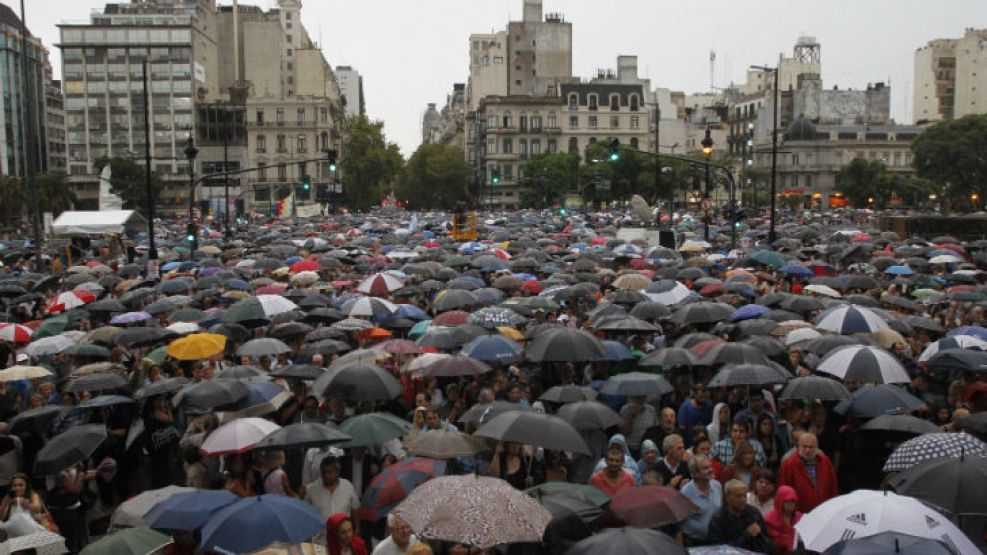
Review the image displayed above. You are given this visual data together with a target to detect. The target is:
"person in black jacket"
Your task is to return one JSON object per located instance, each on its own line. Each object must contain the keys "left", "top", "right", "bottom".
{"left": 708, "top": 479, "right": 777, "bottom": 554}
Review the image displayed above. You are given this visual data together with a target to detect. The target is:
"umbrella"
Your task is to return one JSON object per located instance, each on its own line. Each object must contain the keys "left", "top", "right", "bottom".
{"left": 222, "top": 295, "right": 299, "bottom": 323}
{"left": 143, "top": 489, "right": 239, "bottom": 531}
{"left": 925, "top": 348, "right": 987, "bottom": 372}
{"left": 671, "top": 301, "right": 736, "bottom": 325}
{"left": 345, "top": 296, "right": 399, "bottom": 318}
{"left": 166, "top": 333, "right": 227, "bottom": 361}
{"left": 253, "top": 422, "right": 352, "bottom": 451}
{"left": 219, "top": 380, "right": 293, "bottom": 418}
{"left": 359, "top": 457, "right": 447, "bottom": 521}
{"left": 460, "top": 335, "right": 523, "bottom": 365}
{"left": 815, "top": 305, "right": 888, "bottom": 334}
{"left": 337, "top": 412, "right": 412, "bottom": 447}
{"left": 411, "top": 354, "right": 491, "bottom": 378}
{"left": 474, "top": 411, "right": 590, "bottom": 454}
{"left": 312, "top": 362, "right": 402, "bottom": 401}
{"left": 34, "top": 423, "right": 105, "bottom": 475}
{"left": 357, "top": 272, "right": 405, "bottom": 296}
{"left": 956, "top": 412, "right": 987, "bottom": 436}
{"left": 637, "top": 348, "right": 697, "bottom": 370}
{"left": 777, "top": 376, "right": 851, "bottom": 401}
{"left": 200, "top": 417, "right": 281, "bottom": 456}
{"left": 707, "top": 363, "right": 792, "bottom": 388}
{"left": 919, "top": 335, "right": 987, "bottom": 362}
{"left": 406, "top": 430, "right": 489, "bottom": 459}
{"left": 80, "top": 527, "right": 171, "bottom": 555}
{"left": 0, "top": 323, "right": 31, "bottom": 343}
{"left": 467, "top": 306, "right": 527, "bottom": 329}
{"left": 110, "top": 485, "right": 197, "bottom": 529}
{"left": 599, "top": 371, "right": 674, "bottom": 397}
{"left": 236, "top": 337, "right": 292, "bottom": 358}
{"left": 889, "top": 453, "right": 987, "bottom": 516}
{"left": 23, "top": 335, "right": 76, "bottom": 356}
{"left": 174, "top": 379, "right": 249, "bottom": 410}
{"left": 821, "top": 531, "right": 956, "bottom": 555}
{"left": 793, "top": 489, "right": 979, "bottom": 554}
{"left": 9, "top": 405, "right": 67, "bottom": 434}
{"left": 65, "top": 372, "right": 129, "bottom": 392}
{"left": 416, "top": 326, "right": 470, "bottom": 349}
{"left": 555, "top": 401, "right": 622, "bottom": 430}
{"left": 526, "top": 482, "right": 611, "bottom": 507}
{"left": 816, "top": 345, "right": 911, "bottom": 384}
{"left": 0, "top": 531, "right": 67, "bottom": 555}
{"left": 564, "top": 527, "right": 686, "bottom": 555}
{"left": 392, "top": 474, "right": 552, "bottom": 549}
{"left": 539, "top": 385, "right": 598, "bottom": 404}
{"left": 134, "top": 377, "right": 189, "bottom": 400}
{"left": 883, "top": 432, "right": 987, "bottom": 472}
{"left": 834, "top": 384, "right": 927, "bottom": 418}
{"left": 860, "top": 414, "right": 940, "bottom": 435}
{"left": 610, "top": 485, "right": 699, "bottom": 528}
{"left": 525, "top": 327, "right": 605, "bottom": 362}
{"left": 200, "top": 495, "right": 325, "bottom": 553}
{"left": 47, "top": 290, "right": 96, "bottom": 313}
{"left": 269, "top": 364, "right": 325, "bottom": 380}
{"left": 529, "top": 488, "right": 602, "bottom": 555}
{"left": 0, "top": 365, "right": 51, "bottom": 382}
{"left": 458, "top": 400, "right": 532, "bottom": 424}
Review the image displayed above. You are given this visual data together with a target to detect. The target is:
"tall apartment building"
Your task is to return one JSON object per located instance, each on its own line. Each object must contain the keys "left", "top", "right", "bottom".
{"left": 914, "top": 29, "right": 987, "bottom": 123}
{"left": 0, "top": 2, "right": 50, "bottom": 179}
{"left": 506, "top": 0, "right": 572, "bottom": 97}
{"left": 44, "top": 73, "right": 67, "bottom": 174}
{"left": 335, "top": 66, "right": 364, "bottom": 119}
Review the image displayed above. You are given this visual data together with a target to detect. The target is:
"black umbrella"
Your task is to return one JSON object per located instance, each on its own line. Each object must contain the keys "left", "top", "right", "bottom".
{"left": 670, "top": 301, "right": 736, "bottom": 325}
{"left": 116, "top": 327, "right": 176, "bottom": 347}
{"left": 301, "top": 339, "right": 352, "bottom": 357}
{"left": 889, "top": 452, "right": 987, "bottom": 515}
{"left": 270, "top": 364, "right": 325, "bottom": 380}
{"left": 707, "top": 363, "right": 792, "bottom": 388}
{"left": 778, "top": 376, "right": 851, "bottom": 401}
{"left": 34, "top": 424, "right": 107, "bottom": 475}
{"left": 637, "top": 347, "right": 697, "bottom": 370}
{"left": 539, "top": 385, "right": 598, "bottom": 404}
{"left": 956, "top": 412, "right": 987, "bottom": 436}
{"left": 925, "top": 348, "right": 987, "bottom": 372}
{"left": 174, "top": 379, "right": 249, "bottom": 410}
{"left": 134, "top": 378, "right": 189, "bottom": 400}
{"left": 563, "top": 526, "right": 685, "bottom": 555}
{"left": 253, "top": 422, "right": 352, "bottom": 450}
{"left": 9, "top": 405, "right": 68, "bottom": 433}
{"left": 416, "top": 326, "right": 470, "bottom": 350}
{"left": 65, "top": 372, "right": 129, "bottom": 392}
{"left": 860, "top": 414, "right": 939, "bottom": 435}
{"left": 458, "top": 401, "right": 531, "bottom": 425}
{"left": 311, "top": 363, "right": 402, "bottom": 401}
{"left": 834, "top": 384, "right": 926, "bottom": 418}
{"left": 525, "top": 328, "right": 605, "bottom": 363}
{"left": 599, "top": 371, "right": 674, "bottom": 397}
{"left": 698, "top": 342, "right": 771, "bottom": 366}
{"left": 821, "top": 531, "right": 954, "bottom": 555}
{"left": 474, "top": 411, "right": 590, "bottom": 454}
{"left": 555, "top": 401, "right": 622, "bottom": 430}
{"left": 530, "top": 489, "right": 601, "bottom": 555}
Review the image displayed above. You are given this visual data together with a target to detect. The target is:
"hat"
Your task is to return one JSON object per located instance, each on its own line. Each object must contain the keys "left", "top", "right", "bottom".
{"left": 641, "top": 439, "right": 659, "bottom": 455}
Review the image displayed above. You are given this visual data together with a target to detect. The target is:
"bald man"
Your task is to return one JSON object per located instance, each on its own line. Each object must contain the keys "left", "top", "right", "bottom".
{"left": 777, "top": 432, "right": 838, "bottom": 513}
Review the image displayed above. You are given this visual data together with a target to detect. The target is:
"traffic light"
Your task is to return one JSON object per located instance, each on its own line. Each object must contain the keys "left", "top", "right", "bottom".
{"left": 491, "top": 168, "right": 501, "bottom": 185}
{"left": 608, "top": 138, "right": 620, "bottom": 162}
{"left": 185, "top": 223, "right": 197, "bottom": 250}
{"left": 559, "top": 207, "right": 567, "bottom": 216}
{"left": 302, "top": 175, "right": 311, "bottom": 191}
{"left": 327, "top": 149, "right": 338, "bottom": 173}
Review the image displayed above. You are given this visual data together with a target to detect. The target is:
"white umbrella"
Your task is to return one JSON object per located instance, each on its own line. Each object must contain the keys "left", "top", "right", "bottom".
{"left": 644, "top": 280, "right": 692, "bottom": 306}
{"left": 109, "top": 485, "right": 195, "bottom": 529}
{"left": 805, "top": 284, "right": 843, "bottom": 298}
{"left": 785, "top": 327, "right": 823, "bottom": 347}
{"left": 345, "top": 296, "right": 398, "bottom": 318}
{"left": 0, "top": 365, "right": 52, "bottom": 382}
{"left": 0, "top": 531, "right": 67, "bottom": 555}
{"left": 929, "top": 254, "right": 964, "bottom": 264}
{"left": 23, "top": 335, "right": 77, "bottom": 357}
{"left": 254, "top": 294, "right": 299, "bottom": 316}
{"left": 200, "top": 417, "right": 281, "bottom": 456}
{"left": 794, "top": 489, "right": 979, "bottom": 554}
{"left": 165, "top": 322, "right": 200, "bottom": 335}
{"left": 918, "top": 334, "right": 987, "bottom": 362}
{"left": 816, "top": 345, "right": 910, "bottom": 384}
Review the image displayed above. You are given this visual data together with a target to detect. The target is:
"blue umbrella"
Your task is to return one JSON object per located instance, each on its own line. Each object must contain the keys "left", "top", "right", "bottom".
{"left": 884, "top": 265, "right": 914, "bottom": 275}
{"left": 833, "top": 384, "right": 926, "bottom": 418}
{"left": 948, "top": 325, "right": 987, "bottom": 341}
{"left": 144, "top": 489, "right": 238, "bottom": 531}
{"left": 513, "top": 273, "right": 538, "bottom": 281}
{"left": 730, "top": 304, "right": 771, "bottom": 322}
{"left": 200, "top": 494, "right": 324, "bottom": 553}
{"left": 780, "top": 264, "right": 813, "bottom": 278}
{"left": 408, "top": 320, "right": 432, "bottom": 340}
{"left": 110, "top": 311, "right": 153, "bottom": 325}
{"left": 161, "top": 261, "right": 182, "bottom": 272}
{"left": 226, "top": 381, "right": 289, "bottom": 412}
{"left": 460, "top": 334, "right": 523, "bottom": 364}
{"left": 392, "top": 304, "right": 429, "bottom": 321}
{"left": 224, "top": 278, "right": 251, "bottom": 291}
{"left": 601, "top": 340, "right": 635, "bottom": 362}
{"left": 160, "top": 280, "right": 192, "bottom": 295}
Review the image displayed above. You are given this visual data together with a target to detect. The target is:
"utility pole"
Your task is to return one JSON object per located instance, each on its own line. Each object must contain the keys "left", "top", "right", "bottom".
{"left": 751, "top": 63, "right": 780, "bottom": 243}
{"left": 18, "top": 0, "right": 41, "bottom": 270}
{"left": 141, "top": 62, "right": 157, "bottom": 273}
{"left": 653, "top": 103, "right": 661, "bottom": 222}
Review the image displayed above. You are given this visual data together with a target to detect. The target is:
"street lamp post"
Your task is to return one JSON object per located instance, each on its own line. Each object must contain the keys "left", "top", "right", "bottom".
{"left": 700, "top": 125, "right": 714, "bottom": 241}
{"left": 141, "top": 62, "right": 157, "bottom": 269}
{"left": 184, "top": 135, "right": 198, "bottom": 258}
{"left": 652, "top": 102, "right": 661, "bottom": 221}
{"left": 751, "top": 63, "right": 780, "bottom": 243}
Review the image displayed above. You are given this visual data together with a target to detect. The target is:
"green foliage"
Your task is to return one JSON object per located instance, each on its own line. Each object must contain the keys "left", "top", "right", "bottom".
{"left": 35, "top": 172, "right": 77, "bottom": 217}
{"left": 519, "top": 152, "right": 579, "bottom": 208}
{"left": 836, "top": 158, "right": 892, "bottom": 208}
{"left": 0, "top": 176, "right": 24, "bottom": 227}
{"left": 93, "top": 156, "right": 164, "bottom": 215}
{"left": 340, "top": 116, "right": 404, "bottom": 211}
{"left": 397, "top": 143, "right": 470, "bottom": 210}
{"left": 912, "top": 114, "right": 987, "bottom": 211}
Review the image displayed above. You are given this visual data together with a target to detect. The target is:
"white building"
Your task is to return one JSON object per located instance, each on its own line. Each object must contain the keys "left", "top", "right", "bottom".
{"left": 914, "top": 28, "right": 987, "bottom": 123}
{"left": 335, "top": 65, "right": 364, "bottom": 119}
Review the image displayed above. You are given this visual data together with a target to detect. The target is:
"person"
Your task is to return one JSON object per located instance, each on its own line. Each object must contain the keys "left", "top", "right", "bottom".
{"left": 306, "top": 457, "right": 361, "bottom": 529}
{"left": 262, "top": 450, "right": 299, "bottom": 497}
{"left": 755, "top": 413, "right": 787, "bottom": 470}
{"left": 488, "top": 442, "right": 538, "bottom": 490}
{"left": 591, "top": 434, "right": 641, "bottom": 484}
{"left": 747, "top": 469, "right": 776, "bottom": 516}
{"left": 719, "top": 441, "right": 764, "bottom": 488}
{"left": 764, "top": 485, "right": 802, "bottom": 554}
{"left": 424, "top": 408, "right": 457, "bottom": 432}
{"left": 45, "top": 462, "right": 97, "bottom": 553}
{"left": 327, "top": 513, "right": 368, "bottom": 555}
{"left": 619, "top": 395, "right": 656, "bottom": 454}
{"left": 0, "top": 473, "right": 55, "bottom": 533}
{"left": 711, "top": 419, "right": 767, "bottom": 468}
{"left": 654, "top": 434, "right": 690, "bottom": 490}
{"left": 776, "top": 432, "right": 838, "bottom": 513}
{"left": 371, "top": 513, "right": 419, "bottom": 555}
{"left": 224, "top": 454, "right": 255, "bottom": 497}
{"left": 406, "top": 545, "right": 432, "bottom": 555}
{"left": 636, "top": 440, "right": 660, "bottom": 476}
{"left": 642, "top": 407, "right": 686, "bottom": 451}
{"left": 588, "top": 447, "right": 635, "bottom": 497}
{"left": 708, "top": 479, "right": 776, "bottom": 554}
{"left": 679, "top": 455, "right": 722, "bottom": 545}
{"left": 707, "top": 402, "right": 731, "bottom": 443}
{"left": 677, "top": 384, "right": 713, "bottom": 444}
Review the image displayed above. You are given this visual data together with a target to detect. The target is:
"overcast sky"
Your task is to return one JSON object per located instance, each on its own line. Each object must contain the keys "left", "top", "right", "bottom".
{"left": 28, "top": 0, "right": 987, "bottom": 156}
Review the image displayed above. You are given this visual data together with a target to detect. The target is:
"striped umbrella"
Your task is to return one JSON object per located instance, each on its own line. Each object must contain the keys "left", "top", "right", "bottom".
{"left": 814, "top": 305, "right": 888, "bottom": 334}
{"left": 359, "top": 457, "right": 446, "bottom": 521}
{"left": 46, "top": 290, "right": 96, "bottom": 313}
{"left": 816, "top": 345, "right": 910, "bottom": 384}
{"left": 0, "top": 323, "right": 32, "bottom": 343}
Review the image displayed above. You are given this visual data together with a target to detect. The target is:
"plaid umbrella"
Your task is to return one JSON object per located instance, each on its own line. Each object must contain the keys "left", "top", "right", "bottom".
{"left": 393, "top": 474, "right": 551, "bottom": 549}
{"left": 883, "top": 432, "right": 987, "bottom": 472}
{"left": 359, "top": 457, "right": 447, "bottom": 521}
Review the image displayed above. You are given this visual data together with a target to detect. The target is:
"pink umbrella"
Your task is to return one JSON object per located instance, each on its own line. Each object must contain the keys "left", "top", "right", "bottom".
{"left": 255, "top": 285, "right": 286, "bottom": 296}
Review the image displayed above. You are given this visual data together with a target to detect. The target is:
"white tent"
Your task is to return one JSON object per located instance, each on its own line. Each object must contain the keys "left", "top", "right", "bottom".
{"left": 51, "top": 210, "right": 146, "bottom": 237}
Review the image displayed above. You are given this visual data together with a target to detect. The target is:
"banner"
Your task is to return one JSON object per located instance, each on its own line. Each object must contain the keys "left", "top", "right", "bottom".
{"left": 277, "top": 191, "right": 295, "bottom": 219}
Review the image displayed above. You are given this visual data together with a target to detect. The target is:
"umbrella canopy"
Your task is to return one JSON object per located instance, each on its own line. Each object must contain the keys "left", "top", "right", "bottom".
{"left": 563, "top": 526, "right": 686, "bottom": 555}
{"left": 525, "top": 327, "right": 606, "bottom": 362}
{"left": 539, "top": 385, "right": 598, "bottom": 404}
{"left": 199, "top": 417, "right": 281, "bottom": 456}
{"left": 918, "top": 334, "right": 987, "bottom": 362}
{"left": 109, "top": 485, "right": 196, "bottom": 529}
{"left": 0, "top": 365, "right": 52, "bottom": 382}
{"left": 236, "top": 337, "right": 293, "bottom": 358}
{"left": 458, "top": 400, "right": 532, "bottom": 425}
{"left": 609, "top": 485, "right": 699, "bottom": 528}
{"left": 337, "top": 412, "right": 412, "bottom": 447}
{"left": 200, "top": 494, "right": 325, "bottom": 553}
{"left": 80, "top": 527, "right": 171, "bottom": 555}
{"left": 555, "top": 400, "right": 622, "bottom": 430}
{"left": 0, "top": 531, "right": 68, "bottom": 555}
{"left": 889, "top": 453, "right": 987, "bottom": 516}
{"left": 253, "top": 422, "right": 352, "bottom": 451}
{"left": 599, "top": 371, "right": 674, "bottom": 397}
{"left": 34, "top": 424, "right": 107, "bottom": 475}
{"left": 359, "top": 456, "right": 447, "bottom": 521}
{"left": 671, "top": 301, "right": 736, "bottom": 325}
{"left": 816, "top": 345, "right": 911, "bottom": 384}
{"left": 392, "top": 474, "right": 552, "bottom": 549}
{"left": 815, "top": 305, "right": 888, "bottom": 334}
{"left": 222, "top": 295, "right": 299, "bottom": 324}
{"left": 821, "top": 531, "right": 956, "bottom": 555}
{"left": 793, "top": 489, "right": 979, "bottom": 554}
{"left": 883, "top": 432, "right": 987, "bottom": 472}
{"left": 460, "top": 334, "right": 523, "bottom": 365}
{"left": 312, "top": 362, "right": 403, "bottom": 401}
{"left": 166, "top": 333, "right": 227, "bottom": 361}
{"left": 174, "top": 379, "right": 249, "bottom": 410}
{"left": 474, "top": 411, "right": 590, "bottom": 454}
{"left": 834, "top": 384, "right": 927, "bottom": 418}
{"left": 143, "top": 489, "right": 239, "bottom": 531}
{"left": 707, "top": 363, "right": 792, "bottom": 388}
{"left": 357, "top": 272, "right": 405, "bottom": 296}
{"left": 859, "top": 414, "right": 939, "bottom": 435}
{"left": 778, "top": 376, "right": 851, "bottom": 401}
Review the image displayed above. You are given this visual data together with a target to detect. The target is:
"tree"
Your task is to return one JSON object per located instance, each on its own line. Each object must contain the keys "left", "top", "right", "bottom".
{"left": 519, "top": 152, "right": 579, "bottom": 208}
{"left": 739, "top": 165, "right": 771, "bottom": 209}
{"left": 35, "top": 172, "right": 77, "bottom": 217}
{"left": 912, "top": 114, "right": 987, "bottom": 212}
{"left": 93, "top": 157, "right": 165, "bottom": 216}
{"left": 836, "top": 158, "right": 890, "bottom": 208}
{"left": 0, "top": 176, "right": 24, "bottom": 228}
{"left": 340, "top": 116, "right": 404, "bottom": 211}
{"left": 397, "top": 143, "right": 470, "bottom": 210}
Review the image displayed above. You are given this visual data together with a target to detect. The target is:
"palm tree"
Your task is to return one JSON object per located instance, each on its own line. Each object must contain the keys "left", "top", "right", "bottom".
{"left": 35, "top": 172, "right": 77, "bottom": 217}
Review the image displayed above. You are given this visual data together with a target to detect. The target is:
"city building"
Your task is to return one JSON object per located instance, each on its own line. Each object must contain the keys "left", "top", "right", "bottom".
{"left": 913, "top": 28, "right": 987, "bottom": 123}
{"left": 506, "top": 0, "right": 572, "bottom": 97}
{"left": 0, "top": 2, "right": 50, "bottom": 179}
{"left": 44, "top": 71, "right": 67, "bottom": 174}
{"left": 467, "top": 31, "right": 508, "bottom": 113}
{"left": 336, "top": 65, "right": 364, "bottom": 119}
{"left": 425, "top": 84, "right": 467, "bottom": 150}
{"left": 422, "top": 103, "right": 440, "bottom": 144}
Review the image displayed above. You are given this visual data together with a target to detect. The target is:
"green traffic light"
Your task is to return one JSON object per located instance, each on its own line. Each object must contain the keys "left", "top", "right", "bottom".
{"left": 609, "top": 152, "right": 619, "bottom": 162}
{"left": 329, "top": 163, "right": 337, "bottom": 172}
{"left": 186, "top": 234, "right": 195, "bottom": 242}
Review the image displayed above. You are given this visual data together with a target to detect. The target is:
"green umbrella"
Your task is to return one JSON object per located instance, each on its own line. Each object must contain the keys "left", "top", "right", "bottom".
{"left": 337, "top": 412, "right": 411, "bottom": 448}
{"left": 170, "top": 307, "right": 206, "bottom": 323}
{"left": 525, "top": 482, "right": 611, "bottom": 507}
{"left": 80, "top": 527, "right": 171, "bottom": 555}
{"left": 32, "top": 315, "right": 70, "bottom": 340}
{"left": 143, "top": 345, "right": 169, "bottom": 366}
{"left": 63, "top": 344, "right": 112, "bottom": 358}
{"left": 173, "top": 246, "right": 190, "bottom": 254}
{"left": 750, "top": 250, "right": 786, "bottom": 269}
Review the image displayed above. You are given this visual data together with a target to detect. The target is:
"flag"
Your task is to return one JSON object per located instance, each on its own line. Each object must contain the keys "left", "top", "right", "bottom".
{"left": 277, "top": 191, "right": 295, "bottom": 219}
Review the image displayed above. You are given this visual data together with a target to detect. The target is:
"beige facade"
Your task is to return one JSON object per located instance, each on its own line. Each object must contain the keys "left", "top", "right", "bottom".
{"left": 506, "top": 0, "right": 572, "bottom": 97}
{"left": 467, "top": 31, "right": 508, "bottom": 113}
{"left": 913, "top": 29, "right": 987, "bottom": 123}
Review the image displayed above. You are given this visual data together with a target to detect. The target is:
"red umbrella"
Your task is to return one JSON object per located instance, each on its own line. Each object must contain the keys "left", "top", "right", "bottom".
{"left": 377, "top": 339, "right": 421, "bottom": 355}
{"left": 690, "top": 338, "right": 725, "bottom": 357}
{"left": 519, "top": 281, "right": 542, "bottom": 295}
{"left": 289, "top": 259, "right": 320, "bottom": 273}
{"left": 255, "top": 285, "right": 285, "bottom": 296}
{"left": 610, "top": 485, "right": 699, "bottom": 528}
{"left": 47, "top": 290, "right": 96, "bottom": 313}
{"left": 0, "top": 323, "right": 32, "bottom": 343}
{"left": 698, "top": 283, "right": 722, "bottom": 297}
{"left": 432, "top": 310, "right": 470, "bottom": 327}
{"left": 358, "top": 457, "right": 446, "bottom": 521}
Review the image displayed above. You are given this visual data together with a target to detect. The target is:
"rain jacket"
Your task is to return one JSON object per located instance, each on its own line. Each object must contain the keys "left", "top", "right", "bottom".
{"left": 776, "top": 450, "right": 838, "bottom": 513}
{"left": 326, "top": 513, "right": 367, "bottom": 555}
{"left": 591, "top": 434, "right": 641, "bottom": 484}
{"left": 764, "top": 485, "right": 802, "bottom": 554}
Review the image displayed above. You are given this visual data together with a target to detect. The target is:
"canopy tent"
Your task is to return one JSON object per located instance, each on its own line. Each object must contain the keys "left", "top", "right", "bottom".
{"left": 52, "top": 210, "right": 146, "bottom": 237}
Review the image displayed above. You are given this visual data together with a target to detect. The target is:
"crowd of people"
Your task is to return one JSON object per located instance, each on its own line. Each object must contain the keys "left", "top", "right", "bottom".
{"left": 0, "top": 208, "right": 982, "bottom": 554}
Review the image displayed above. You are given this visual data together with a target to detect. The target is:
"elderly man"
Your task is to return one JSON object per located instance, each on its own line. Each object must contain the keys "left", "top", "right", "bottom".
{"left": 371, "top": 513, "right": 419, "bottom": 555}
{"left": 655, "top": 433, "right": 691, "bottom": 489}
{"left": 679, "top": 455, "right": 722, "bottom": 545}
{"left": 777, "top": 432, "right": 838, "bottom": 513}
{"left": 708, "top": 479, "right": 776, "bottom": 553}
{"left": 588, "top": 447, "right": 636, "bottom": 497}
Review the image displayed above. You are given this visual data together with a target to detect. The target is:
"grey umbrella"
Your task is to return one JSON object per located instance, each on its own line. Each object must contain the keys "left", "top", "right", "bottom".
{"left": 311, "top": 363, "right": 402, "bottom": 401}
{"left": 459, "top": 401, "right": 531, "bottom": 425}
{"left": 253, "top": 422, "right": 352, "bottom": 451}
{"left": 555, "top": 401, "right": 622, "bottom": 430}
{"left": 860, "top": 414, "right": 939, "bottom": 435}
{"left": 707, "top": 363, "right": 792, "bottom": 388}
{"left": 670, "top": 301, "right": 736, "bottom": 325}
{"left": 539, "top": 385, "right": 598, "bottom": 404}
{"left": 778, "top": 376, "right": 851, "bottom": 401}
{"left": 34, "top": 424, "right": 107, "bottom": 475}
{"left": 525, "top": 327, "right": 605, "bottom": 363}
{"left": 474, "top": 411, "right": 590, "bottom": 454}
{"left": 599, "top": 372, "right": 674, "bottom": 397}
{"left": 236, "top": 338, "right": 292, "bottom": 358}
{"left": 637, "top": 348, "right": 696, "bottom": 370}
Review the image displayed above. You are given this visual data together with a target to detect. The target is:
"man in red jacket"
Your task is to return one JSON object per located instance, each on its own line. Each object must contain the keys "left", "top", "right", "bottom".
{"left": 777, "top": 432, "right": 838, "bottom": 513}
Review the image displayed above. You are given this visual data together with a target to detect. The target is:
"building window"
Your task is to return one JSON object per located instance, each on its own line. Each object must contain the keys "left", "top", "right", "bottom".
{"left": 547, "top": 139, "right": 556, "bottom": 153}
{"left": 547, "top": 114, "right": 556, "bottom": 128}
{"left": 630, "top": 95, "right": 640, "bottom": 111}
{"left": 320, "top": 132, "right": 329, "bottom": 151}
{"left": 277, "top": 134, "right": 286, "bottom": 152}
{"left": 286, "top": 35, "right": 293, "bottom": 43}
{"left": 568, "top": 94, "right": 578, "bottom": 110}
{"left": 297, "top": 135, "right": 306, "bottom": 152}
{"left": 487, "top": 115, "right": 497, "bottom": 128}
{"left": 256, "top": 135, "right": 266, "bottom": 152}
{"left": 589, "top": 95, "right": 598, "bottom": 111}
{"left": 893, "top": 152, "right": 902, "bottom": 166}
{"left": 256, "top": 110, "right": 264, "bottom": 124}
{"left": 630, "top": 116, "right": 639, "bottom": 129}
{"left": 503, "top": 114, "right": 512, "bottom": 128}
{"left": 278, "top": 164, "right": 287, "bottom": 180}
{"left": 531, "top": 116, "right": 541, "bottom": 131}
{"left": 258, "top": 163, "right": 267, "bottom": 181}
{"left": 610, "top": 95, "right": 620, "bottom": 111}
{"left": 320, "top": 108, "right": 328, "bottom": 123}
{"left": 297, "top": 108, "right": 305, "bottom": 123}
{"left": 630, "top": 138, "right": 639, "bottom": 149}
{"left": 531, "top": 139, "right": 541, "bottom": 155}
{"left": 589, "top": 116, "right": 597, "bottom": 129}
{"left": 255, "top": 186, "right": 269, "bottom": 201}
{"left": 806, "top": 175, "right": 812, "bottom": 188}
{"left": 494, "top": 56, "right": 504, "bottom": 64}
{"left": 610, "top": 116, "right": 619, "bottom": 129}
{"left": 487, "top": 137, "right": 496, "bottom": 154}
{"left": 569, "top": 116, "right": 578, "bottom": 129}
{"left": 276, "top": 109, "right": 285, "bottom": 124}
{"left": 503, "top": 138, "right": 512, "bottom": 154}
{"left": 568, "top": 137, "right": 578, "bottom": 153}
{"left": 792, "top": 154, "right": 800, "bottom": 166}
{"left": 287, "top": 49, "right": 293, "bottom": 57}
{"left": 519, "top": 139, "right": 527, "bottom": 159}
{"left": 519, "top": 116, "right": 527, "bottom": 132}
{"left": 503, "top": 164, "right": 513, "bottom": 180}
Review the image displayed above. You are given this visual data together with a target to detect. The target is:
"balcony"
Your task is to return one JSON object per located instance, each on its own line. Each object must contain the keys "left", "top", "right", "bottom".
{"left": 543, "top": 126, "right": 562, "bottom": 134}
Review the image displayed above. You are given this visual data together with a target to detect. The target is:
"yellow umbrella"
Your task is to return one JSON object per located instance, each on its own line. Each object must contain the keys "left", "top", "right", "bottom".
{"left": 198, "top": 245, "right": 222, "bottom": 255}
{"left": 0, "top": 365, "right": 52, "bottom": 382}
{"left": 496, "top": 326, "right": 523, "bottom": 341}
{"left": 166, "top": 333, "right": 227, "bottom": 361}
